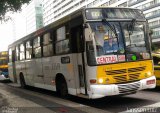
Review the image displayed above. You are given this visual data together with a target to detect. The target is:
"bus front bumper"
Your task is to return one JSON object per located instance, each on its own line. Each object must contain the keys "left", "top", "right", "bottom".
{"left": 89, "top": 76, "right": 156, "bottom": 99}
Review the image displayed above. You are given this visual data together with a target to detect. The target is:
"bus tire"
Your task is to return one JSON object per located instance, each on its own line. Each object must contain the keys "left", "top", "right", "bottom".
{"left": 56, "top": 76, "right": 68, "bottom": 98}
{"left": 20, "top": 74, "right": 27, "bottom": 89}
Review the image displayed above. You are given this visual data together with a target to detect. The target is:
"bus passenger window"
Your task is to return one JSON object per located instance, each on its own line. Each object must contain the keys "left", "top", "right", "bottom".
{"left": 20, "top": 44, "right": 25, "bottom": 60}
{"left": 26, "top": 41, "right": 32, "bottom": 59}
{"left": 33, "top": 37, "right": 42, "bottom": 58}
{"left": 43, "top": 33, "right": 53, "bottom": 57}
{"left": 55, "top": 26, "right": 70, "bottom": 54}
{"left": 15, "top": 46, "right": 20, "bottom": 61}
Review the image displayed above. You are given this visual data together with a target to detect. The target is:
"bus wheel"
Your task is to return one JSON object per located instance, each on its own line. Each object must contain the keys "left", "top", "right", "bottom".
{"left": 20, "top": 74, "right": 26, "bottom": 89}
{"left": 56, "top": 78, "right": 68, "bottom": 98}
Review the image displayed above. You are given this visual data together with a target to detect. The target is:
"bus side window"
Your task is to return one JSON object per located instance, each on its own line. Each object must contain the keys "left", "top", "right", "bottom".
{"left": 55, "top": 26, "right": 70, "bottom": 54}
{"left": 33, "top": 36, "right": 42, "bottom": 58}
{"left": 26, "top": 41, "right": 32, "bottom": 59}
{"left": 15, "top": 46, "right": 20, "bottom": 61}
{"left": 20, "top": 44, "right": 25, "bottom": 60}
{"left": 42, "top": 32, "right": 53, "bottom": 57}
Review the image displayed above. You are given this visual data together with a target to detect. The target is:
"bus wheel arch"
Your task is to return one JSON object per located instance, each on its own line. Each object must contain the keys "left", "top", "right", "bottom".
{"left": 55, "top": 73, "right": 68, "bottom": 97}
{"left": 19, "top": 72, "right": 26, "bottom": 88}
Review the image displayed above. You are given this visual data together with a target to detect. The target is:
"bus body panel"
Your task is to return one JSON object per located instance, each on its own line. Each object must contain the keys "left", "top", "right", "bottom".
{"left": 15, "top": 61, "right": 27, "bottom": 84}
{"left": 25, "top": 59, "right": 36, "bottom": 86}
{"left": 13, "top": 53, "right": 84, "bottom": 96}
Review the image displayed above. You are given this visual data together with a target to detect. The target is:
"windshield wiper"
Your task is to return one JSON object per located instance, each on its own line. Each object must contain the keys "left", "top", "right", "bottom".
{"left": 128, "top": 19, "right": 136, "bottom": 35}
{"left": 102, "top": 18, "right": 118, "bottom": 37}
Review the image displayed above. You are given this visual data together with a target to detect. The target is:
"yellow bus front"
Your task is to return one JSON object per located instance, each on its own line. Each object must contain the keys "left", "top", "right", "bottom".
{"left": 85, "top": 8, "right": 156, "bottom": 99}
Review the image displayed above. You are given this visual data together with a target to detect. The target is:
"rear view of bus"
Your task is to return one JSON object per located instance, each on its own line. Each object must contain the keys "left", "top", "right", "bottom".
{"left": 84, "top": 8, "right": 156, "bottom": 98}
{"left": 0, "top": 51, "right": 8, "bottom": 79}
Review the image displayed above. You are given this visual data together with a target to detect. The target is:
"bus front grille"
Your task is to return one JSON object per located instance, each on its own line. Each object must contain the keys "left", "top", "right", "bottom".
{"left": 129, "top": 73, "right": 140, "bottom": 81}
{"left": 106, "top": 66, "right": 146, "bottom": 75}
{"left": 114, "top": 75, "right": 127, "bottom": 83}
{"left": 106, "top": 69, "right": 127, "bottom": 75}
{"left": 113, "top": 73, "right": 140, "bottom": 83}
{"left": 118, "top": 82, "right": 140, "bottom": 94}
{"left": 105, "top": 66, "right": 146, "bottom": 83}
{"left": 128, "top": 66, "right": 146, "bottom": 73}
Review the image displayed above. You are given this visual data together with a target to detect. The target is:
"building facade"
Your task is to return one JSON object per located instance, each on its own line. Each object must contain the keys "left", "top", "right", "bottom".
{"left": 25, "top": 0, "right": 43, "bottom": 34}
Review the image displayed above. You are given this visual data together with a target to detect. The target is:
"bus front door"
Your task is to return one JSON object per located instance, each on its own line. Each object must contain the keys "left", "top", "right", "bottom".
{"left": 71, "top": 26, "right": 87, "bottom": 95}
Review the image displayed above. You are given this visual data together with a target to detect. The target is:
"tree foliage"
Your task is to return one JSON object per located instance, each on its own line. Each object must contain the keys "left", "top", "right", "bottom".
{"left": 0, "top": 0, "right": 31, "bottom": 21}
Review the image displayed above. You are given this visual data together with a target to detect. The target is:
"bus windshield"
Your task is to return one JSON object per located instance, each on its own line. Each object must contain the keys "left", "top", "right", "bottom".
{"left": 87, "top": 21, "right": 151, "bottom": 65}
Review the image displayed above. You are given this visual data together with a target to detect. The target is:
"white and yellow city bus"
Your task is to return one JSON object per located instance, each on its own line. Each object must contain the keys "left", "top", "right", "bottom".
{"left": 8, "top": 7, "right": 156, "bottom": 99}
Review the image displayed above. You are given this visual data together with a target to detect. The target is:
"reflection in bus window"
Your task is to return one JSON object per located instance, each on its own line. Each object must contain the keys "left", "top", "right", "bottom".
{"left": 33, "top": 37, "right": 41, "bottom": 58}
{"left": 43, "top": 33, "right": 53, "bottom": 57}
{"left": 55, "top": 26, "right": 70, "bottom": 54}
{"left": 20, "top": 44, "right": 25, "bottom": 60}
{"left": 26, "top": 41, "right": 32, "bottom": 59}
{"left": 16, "top": 46, "right": 20, "bottom": 61}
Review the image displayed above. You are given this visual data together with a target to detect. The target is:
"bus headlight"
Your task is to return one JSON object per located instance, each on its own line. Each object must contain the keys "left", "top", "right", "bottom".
{"left": 98, "top": 78, "right": 104, "bottom": 84}
{"left": 146, "top": 71, "right": 152, "bottom": 77}
{"left": 144, "top": 71, "right": 152, "bottom": 77}
{"left": 147, "top": 71, "right": 152, "bottom": 76}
